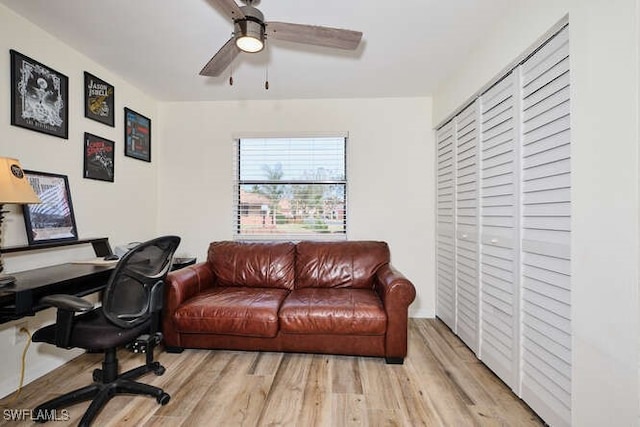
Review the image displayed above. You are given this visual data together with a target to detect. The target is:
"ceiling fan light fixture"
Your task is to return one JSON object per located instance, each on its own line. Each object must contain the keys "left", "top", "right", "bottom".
{"left": 236, "top": 33, "right": 264, "bottom": 53}
{"left": 234, "top": 6, "right": 265, "bottom": 53}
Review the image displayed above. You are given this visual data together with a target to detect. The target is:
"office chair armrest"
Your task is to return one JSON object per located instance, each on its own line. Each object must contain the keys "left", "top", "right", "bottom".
{"left": 39, "top": 295, "right": 94, "bottom": 348}
{"left": 40, "top": 294, "right": 95, "bottom": 312}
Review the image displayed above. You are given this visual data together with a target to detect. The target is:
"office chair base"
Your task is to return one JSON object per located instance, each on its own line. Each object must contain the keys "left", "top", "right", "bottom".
{"left": 34, "top": 379, "right": 170, "bottom": 426}
{"left": 34, "top": 349, "right": 169, "bottom": 426}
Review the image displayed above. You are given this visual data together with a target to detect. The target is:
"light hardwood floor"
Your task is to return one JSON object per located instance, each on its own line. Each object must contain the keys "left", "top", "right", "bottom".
{"left": 0, "top": 319, "right": 543, "bottom": 426}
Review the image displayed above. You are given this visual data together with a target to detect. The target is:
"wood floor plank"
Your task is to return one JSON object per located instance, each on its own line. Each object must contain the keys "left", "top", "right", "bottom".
{"left": 256, "top": 353, "right": 310, "bottom": 425}
{"left": 248, "top": 351, "right": 284, "bottom": 376}
{"left": 405, "top": 322, "right": 480, "bottom": 426}
{"left": 386, "top": 364, "right": 444, "bottom": 427}
{"left": 297, "top": 354, "right": 331, "bottom": 426}
{"left": 0, "top": 319, "right": 545, "bottom": 427}
{"left": 358, "top": 358, "right": 400, "bottom": 412}
{"left": 331, "top": 356, "right": 363, "bottom": 394}
{"left": 366, "top": 409, "right": 405, "bottom": 427}
{"left": 181, "top": 353, "right": 258, "bottom": 425}
{"left": 153, "top": 350, "right": 224, "bottom": 419}
{"left": 332, "top": 393, "right": 367, "bottom": 426}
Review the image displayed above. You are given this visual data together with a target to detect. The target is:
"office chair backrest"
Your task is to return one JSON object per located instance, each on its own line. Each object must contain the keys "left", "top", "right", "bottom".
{"left": 102, "top": 235, "right": 180, "bottom": 328}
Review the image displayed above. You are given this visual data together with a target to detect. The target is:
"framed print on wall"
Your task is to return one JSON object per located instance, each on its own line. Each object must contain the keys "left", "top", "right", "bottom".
{"left": 83, "top": 133, "right": 115, "bottom": 182}
{"left": 124, "top": 107, "right": 151, "bottom": 162}
{"left": 22, "top": 170, "right": 78, "bottom": 245}
{"left": 10, "top": 49, "right": 69, "bottom": 139}
{"left": 84, "top": 72, "right": 115, "bottom": 127}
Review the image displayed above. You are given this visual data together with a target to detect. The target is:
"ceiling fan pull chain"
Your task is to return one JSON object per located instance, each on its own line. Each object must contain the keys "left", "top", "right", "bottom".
{"left": 229, "top": 63, "right": 234, "bottom": 86}
{"left": 265, "top": 63, "right": 269, "bottom": 90}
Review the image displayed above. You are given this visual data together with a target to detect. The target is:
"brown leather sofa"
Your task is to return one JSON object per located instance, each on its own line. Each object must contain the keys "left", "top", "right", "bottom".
{"left": 162, "top": 240, "right": 416, "bottom": 363}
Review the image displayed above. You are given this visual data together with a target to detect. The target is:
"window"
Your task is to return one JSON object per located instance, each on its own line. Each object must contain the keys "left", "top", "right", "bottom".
{"left": 234, "top": 136, "right": 347, "bottom": 240}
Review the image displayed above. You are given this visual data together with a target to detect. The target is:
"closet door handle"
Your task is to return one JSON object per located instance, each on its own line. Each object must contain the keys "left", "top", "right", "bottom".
{"left": 490, "top": 238, "right": 498, "bottom": 244}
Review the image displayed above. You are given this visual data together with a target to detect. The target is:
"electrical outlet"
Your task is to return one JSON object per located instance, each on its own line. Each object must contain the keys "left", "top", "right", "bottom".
{"left": 14, "top": 321, "right": 28, "bottom": 345}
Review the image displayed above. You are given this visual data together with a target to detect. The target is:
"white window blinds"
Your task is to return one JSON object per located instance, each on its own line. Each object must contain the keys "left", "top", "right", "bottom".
{"left": 234, "top": 137, "right": 347, "bottom": 240}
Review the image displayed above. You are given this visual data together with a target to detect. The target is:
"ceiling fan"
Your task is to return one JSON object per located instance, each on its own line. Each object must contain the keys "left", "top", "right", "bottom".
{"left": 200, "top": 0, "right": 363, "bottom": 77}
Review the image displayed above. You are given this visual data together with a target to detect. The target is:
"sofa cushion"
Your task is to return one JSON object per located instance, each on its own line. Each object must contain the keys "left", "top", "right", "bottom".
{"left": 172, "top": 287, "right": 289, "bottom": 337}
{"left": 279, "top": 288, "right": 386, "bottom": 335}
{"left": 295, "top": 241, "right": 390, "bottom": 289}
{"left": 208, "top": 241, "right": 296, "bottom": 290}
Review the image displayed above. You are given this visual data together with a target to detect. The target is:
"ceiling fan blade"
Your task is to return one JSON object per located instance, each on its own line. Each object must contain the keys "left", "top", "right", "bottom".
{"left": 266, "top": 22, "right": 362, "bottom": 50}
{"left": 209, "top": 0, "right": 245, "bottom": 20}
{"left": 200, "top": 38, "right": 241, "bottom": 77}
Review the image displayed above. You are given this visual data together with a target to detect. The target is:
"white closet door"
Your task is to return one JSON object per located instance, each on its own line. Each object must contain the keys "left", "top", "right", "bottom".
{"left": 455, "top": 101, "right": 480, "bottom": 352}
{"left": 479, "top": 72, "right": 520, "bottom": 389}
{"left": 519, "top": 26, "right": 571, "bottom": 427}
{"left": 436, "top": 121, "right": 456, "bottom": 331}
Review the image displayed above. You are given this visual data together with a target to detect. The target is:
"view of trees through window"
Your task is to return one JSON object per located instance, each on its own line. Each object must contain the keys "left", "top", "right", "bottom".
{"left": 236, "top": 137, "right": 347, "bottom": 237}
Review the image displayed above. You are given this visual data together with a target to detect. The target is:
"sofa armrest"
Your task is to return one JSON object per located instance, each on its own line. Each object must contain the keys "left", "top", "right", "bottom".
{"left": 162, "top": 262, "right": 216, "bottom": 347}
{"left": 375, "top": 264, "right": 416, "bottom": 306}
{"left": 165, "top": 262, "right": 215, "bottom": 307}
{"left": 374, "top": 263, "right": 416, "bottom": 360}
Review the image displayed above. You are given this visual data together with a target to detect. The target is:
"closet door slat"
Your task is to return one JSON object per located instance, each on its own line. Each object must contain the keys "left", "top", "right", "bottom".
{"left": 520, "top": 26, "right": 571, "bottom": 427}
{"left": 479, "top": 71, "right": 520, "bottom": 389}
{"left": 436, "top": 121, "right": 457, "bottom": 331}
{"left": 455, "top": 101, "right": 480, "bottom": 352}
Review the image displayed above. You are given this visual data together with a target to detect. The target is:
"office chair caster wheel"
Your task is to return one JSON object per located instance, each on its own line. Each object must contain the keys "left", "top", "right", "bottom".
{"left": 157, "top": 392, "right": 170, "bottom": 405}
{"left": 92, "top": 369, "right": 103, "bottom": 382}
{"left": 154, "top": 365, "right": 166, "bottom": 376}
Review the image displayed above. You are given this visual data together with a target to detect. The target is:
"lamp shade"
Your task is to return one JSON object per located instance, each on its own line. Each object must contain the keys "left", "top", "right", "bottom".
{"left": 0, "top": 157, "right": 40, "bottom": 204}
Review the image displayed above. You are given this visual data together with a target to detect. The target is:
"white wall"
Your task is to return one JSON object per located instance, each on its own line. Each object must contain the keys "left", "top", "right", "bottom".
{"left": 0, "top": 5, "right": 160, "bottom": 398}
{"left": 156, "top": 98, "right": 434, "bottom": 318}
{"left": 432, "top": 0, "right": 640, "bottom": 425}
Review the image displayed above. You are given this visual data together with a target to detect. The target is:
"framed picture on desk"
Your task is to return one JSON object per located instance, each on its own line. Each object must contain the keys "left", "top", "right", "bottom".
{"left": 22, "top": 170, "right": 78, "bottom": 245}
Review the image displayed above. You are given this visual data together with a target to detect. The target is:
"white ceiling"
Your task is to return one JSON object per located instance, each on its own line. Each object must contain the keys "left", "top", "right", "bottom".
{"left": 0, "top": 0, "right": 511, "bottom": 102}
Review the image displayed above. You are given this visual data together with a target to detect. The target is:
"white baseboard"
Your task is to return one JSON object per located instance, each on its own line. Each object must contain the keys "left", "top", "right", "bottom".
{"left": 409, "top": 308, "right": 434, "bottom": 318}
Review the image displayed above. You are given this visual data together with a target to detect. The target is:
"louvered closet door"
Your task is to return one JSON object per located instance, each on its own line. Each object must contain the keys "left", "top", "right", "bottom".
{"left": 454, "top": 101, "right": 480, "bottom": 353}
{"left": 519, "top": 26, "right": 571, "bottom": 427}
{"left": 436, "top": 121, "right": 456, "bottom": 331}
{"left": 479, "top": 72, "right": 520, "bottom": 390}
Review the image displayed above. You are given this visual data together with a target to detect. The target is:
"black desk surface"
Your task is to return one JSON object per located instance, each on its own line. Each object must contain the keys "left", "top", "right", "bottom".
{"left": 0, "top": 258, "right": 196, "bottom": 323}
{"left": 0, "top": 263, "right": 115, "bottom": 323}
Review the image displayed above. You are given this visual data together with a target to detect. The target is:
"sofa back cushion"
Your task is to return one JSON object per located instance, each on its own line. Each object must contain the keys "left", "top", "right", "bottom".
{"left": 295, "top": 241, "right": 390, "bottom": 289}
{"left": 208, "top": 241, "right": 296, "bottom": 290}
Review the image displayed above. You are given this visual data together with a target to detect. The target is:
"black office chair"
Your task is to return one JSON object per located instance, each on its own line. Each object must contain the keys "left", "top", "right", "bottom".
{"left": 31, "top": 235, "right": 181, "bottom": 427}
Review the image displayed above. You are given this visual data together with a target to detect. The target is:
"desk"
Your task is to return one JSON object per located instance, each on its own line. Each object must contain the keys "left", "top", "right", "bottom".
{"left": 171, "top": 257, "right": 197, "bottom": 270}
{"left": 0, "top": 263, "right": 114, "bottom": 324}
{"left": 0, "top": 258, "right": 197, "bottom": 324}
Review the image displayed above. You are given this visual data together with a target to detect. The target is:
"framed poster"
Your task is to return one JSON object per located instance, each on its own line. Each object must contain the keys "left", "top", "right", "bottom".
{"left": 84, "top": 72, "right": 115, "bottom": 127}
{"left": 10, "top": 49, "right": 69, "bottom": 139}
{"left": 84, "top": 133, "right": 115, "bottom": 182}
{"left": 124, "top": 107, "right": 151, "bottom": 162}
{"left": 22, "top": 170, "right": 78, "bottom": 245}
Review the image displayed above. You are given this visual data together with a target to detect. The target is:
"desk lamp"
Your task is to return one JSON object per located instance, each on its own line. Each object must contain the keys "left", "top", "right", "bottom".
{"left": 0, "top": 157, "right": 40, "bottom": 286}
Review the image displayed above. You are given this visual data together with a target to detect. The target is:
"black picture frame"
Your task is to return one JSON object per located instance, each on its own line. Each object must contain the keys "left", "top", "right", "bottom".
{"left": 83, "top": 133, "right": 115, "bottom": 182}
{"left": 10, "top": 49, "right": 69, "bottom": 139}
{"left": 84, "top": 72, "right": 115, "bottom": 127}
{"left": 124, "top": 107, "right": 151, "bottom": 162}
{"left": 22, "top": 170, "right": 78, "bottom": 245}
